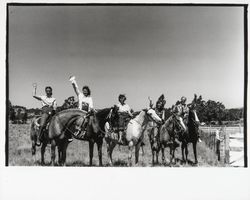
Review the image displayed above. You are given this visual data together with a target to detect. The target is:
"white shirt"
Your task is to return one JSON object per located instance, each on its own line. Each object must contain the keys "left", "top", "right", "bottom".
{"left": 117, "top": 103, "right": 131, "bottom": 113}
{"left": 78, "top": 93, "right": 93, "bottom": 111}
{"left": 39, "top": 96, "right": 57, "bottom": 109}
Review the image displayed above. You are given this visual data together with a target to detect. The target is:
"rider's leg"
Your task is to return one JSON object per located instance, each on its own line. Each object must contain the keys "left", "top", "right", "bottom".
{"left": 74, "top": 116, "right": 85, "bottom": 137}
{"left": 37, "top": 112, "right": 49, "bottom": 145}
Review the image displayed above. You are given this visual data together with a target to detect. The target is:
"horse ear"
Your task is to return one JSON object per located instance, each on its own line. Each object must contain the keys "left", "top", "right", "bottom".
{"left": 148, "top": 96, "right": 154, "bottom": 108}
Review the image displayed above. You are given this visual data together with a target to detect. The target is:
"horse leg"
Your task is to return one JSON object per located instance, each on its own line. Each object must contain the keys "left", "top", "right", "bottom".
{"left": 61, "top": 140, "right": 68, "bottom": 166}
{"left": 106, "top": 140, "right": 112, "bottom": 166}
{"left": 193, "top": 141, "right": 198, "bottom": 164}
{"left": 170, "top": 144, "right": 175, "bottom": 165}
{"left": 135, "top": 142, "right": 141, "bottom": 165}
{"left": 57, "top": 142, "right": 62, "bottom": 166}
{"left": 173, "top": 144, "right": 176, "bottom": 164}
{"left": 128, "top": 141, "right": 134, "bottom": 166}
{"left": 31, "top": 140, "right": 37, "bottom": 164}
{"left": 97, "top": 139, "right": 103, "bottom": 166}
{"left": 41, "top": 142, "right": 47, "bottom": 166}
{"left": 156, "top": 149, "right": 159, "bottom": 164}
{"left": 185, "top": 143, "right": 189, "bottom": 163}
{"left": 89, "top": 141, "right": 94, "bottom": 166}
{"left": 181, "top": 142, "right": 186, "bottom": 163}
{"left": 110, "top": 141, "right": 116, "bottom": 166}
{"left": 51, "top": 139, "right": 56, "bottom": 166}
{"left": 161, "top": 146, "right": 166, "bottom": 165}
{"left": 150, "top": 143, "right": 155, "bottom": 165}
{"left": 152, "top": 150, "right": 155, "bottom": 165}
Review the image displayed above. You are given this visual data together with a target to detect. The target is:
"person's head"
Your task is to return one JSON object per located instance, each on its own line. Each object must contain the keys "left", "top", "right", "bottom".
{"left": 82, "top": 86, "right": 91, "bottom": 97}
{"left": 68, "top": 96, "right": 75, "bottom": 104}
{"left": 118, "top": 94, "right": 126, "bottom": 104}
{"left": 181, "top": 96, "right": 187, "bottom": 105}
{"left": 45, "top": 86, "right": 52, "bottom": 97}
{"left": 156, "top": 94, "right": 166, "bottom": 110}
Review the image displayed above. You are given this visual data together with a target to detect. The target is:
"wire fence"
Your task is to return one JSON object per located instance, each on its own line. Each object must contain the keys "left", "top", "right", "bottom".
{"left": 199, "top": 125, "right": 244, "bottom": 167}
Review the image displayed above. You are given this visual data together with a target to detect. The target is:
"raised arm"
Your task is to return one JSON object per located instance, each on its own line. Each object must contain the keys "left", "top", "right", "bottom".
{"left": 69, "top": 76, "right": 81, "bottom": 96}
{"left": 32, "top": 85, "right": 42, "bottom": 101}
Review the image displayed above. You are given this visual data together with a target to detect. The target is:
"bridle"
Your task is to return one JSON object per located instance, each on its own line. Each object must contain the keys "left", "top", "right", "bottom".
{"left": 172, "top": 114, "right": 185, "bottom": 134}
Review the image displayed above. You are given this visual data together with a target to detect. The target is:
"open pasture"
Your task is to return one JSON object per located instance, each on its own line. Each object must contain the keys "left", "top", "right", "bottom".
{"left": 8, "top": 122, "right": 224, "bottom": 167}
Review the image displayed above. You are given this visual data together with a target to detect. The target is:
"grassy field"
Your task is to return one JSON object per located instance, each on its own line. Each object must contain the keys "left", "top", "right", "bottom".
{"left": 8, "top": 122, "right": 224, "bottom": 167}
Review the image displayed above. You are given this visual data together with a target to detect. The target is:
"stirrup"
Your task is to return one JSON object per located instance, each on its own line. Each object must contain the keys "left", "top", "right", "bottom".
{"left": 36, "top": 141, "right": 41, "bottom": 146}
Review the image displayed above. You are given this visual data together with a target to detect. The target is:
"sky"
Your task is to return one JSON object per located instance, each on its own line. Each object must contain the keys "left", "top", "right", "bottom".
{"left": 8, "top": 5, "right": 245, "bottom": 110}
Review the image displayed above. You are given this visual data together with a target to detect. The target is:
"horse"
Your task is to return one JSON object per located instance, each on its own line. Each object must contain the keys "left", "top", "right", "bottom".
{"left": 180, "top": 107, "right": 200, "bottom": 164}
{"left": 104, "top": 108, "right": 163, "bottom": 166}
{"left": 30, "top": 115, "right": 46, "bottom": 164}
{"left": 30, "top": 97, "right": 77, "bottom": 165}
{"left": 149, "top": 114, "right": 186, "bottom": 165}
{"left": 47, "top": 108, "right": 114, "bottom": 166}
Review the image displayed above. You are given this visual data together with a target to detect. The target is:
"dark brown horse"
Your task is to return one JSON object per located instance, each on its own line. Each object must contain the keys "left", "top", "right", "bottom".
{"left": 30, "top": 97, "right": 77, "bottom": 165}
{"left": 149, "top": 114, "right": 186, "bottom": 165}
{"left": 180, "top": 107, "right": 200, "bottom": 164}
{"left": 47, "top": 108, "right": 114, "bottom": 166}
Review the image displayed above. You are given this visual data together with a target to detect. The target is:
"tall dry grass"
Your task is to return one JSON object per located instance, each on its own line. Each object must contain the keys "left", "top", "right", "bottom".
{"left": 8, "top": 123, "right": 224, "bottom": 167}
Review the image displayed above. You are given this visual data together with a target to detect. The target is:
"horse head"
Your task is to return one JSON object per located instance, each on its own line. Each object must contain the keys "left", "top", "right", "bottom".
{"left": 143, "top": 108, "right": 163, "bottom": 125}
{"left": 172, "top": 114, "right": 187, "bottom": 133}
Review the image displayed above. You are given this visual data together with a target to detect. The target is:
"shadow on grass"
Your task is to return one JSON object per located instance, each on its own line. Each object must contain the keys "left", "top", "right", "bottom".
{"left": 111, "top": 159, "right": 128, "bottom": 167}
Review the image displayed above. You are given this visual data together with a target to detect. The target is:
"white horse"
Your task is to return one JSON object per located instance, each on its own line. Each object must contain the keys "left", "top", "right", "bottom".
{"left": 105, "top": 108, "right": 163, "bottom": 166}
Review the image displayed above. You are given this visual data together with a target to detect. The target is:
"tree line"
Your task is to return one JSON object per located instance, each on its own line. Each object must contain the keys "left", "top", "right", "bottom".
{"left": 8, "top": 96, "right": 243, "bottom": 125}
{"left": 184, "top": 95, "right": 243, "bottom": 125}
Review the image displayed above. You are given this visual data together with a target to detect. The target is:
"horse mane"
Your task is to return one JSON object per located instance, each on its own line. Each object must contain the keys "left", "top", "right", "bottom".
{"left": 56, "top": 108, "right": 87, "bottom": 116}
{"left": 164, "top": 115, "right": 173, "bottom": 126}
{"left": 95, "top": 108, "right": 112, "bottom": 119}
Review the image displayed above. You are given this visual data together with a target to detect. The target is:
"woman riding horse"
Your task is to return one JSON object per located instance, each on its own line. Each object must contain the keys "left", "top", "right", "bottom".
{"left": 105, "top": 104, "right": 163, "bottom": 166}
{"left": 32, "top": 85, "right": 57, "bottom": 146}
{"left": 47, "top": 106, "right": 117, "bottom": 166}
{"left": 69, "top": 76, "right": 94, "bottom": 140}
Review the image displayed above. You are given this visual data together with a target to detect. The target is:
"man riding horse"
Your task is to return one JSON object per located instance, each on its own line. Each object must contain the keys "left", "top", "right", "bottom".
{"left": 173, "top": 95, "right": 201, "bottom": 142}
{"left": 155, "top": 94, "right": 166, "bottom": 121}
{"left": 32, "top": 85, "right": 57, "bottom": 146}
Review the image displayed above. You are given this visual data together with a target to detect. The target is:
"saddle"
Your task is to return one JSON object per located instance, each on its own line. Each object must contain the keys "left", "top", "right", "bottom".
{"left": 71, "top": 112, "right": 94, "bottom": 140}
{"left": 39, "top": 112, "right": 56, "bottom": 141}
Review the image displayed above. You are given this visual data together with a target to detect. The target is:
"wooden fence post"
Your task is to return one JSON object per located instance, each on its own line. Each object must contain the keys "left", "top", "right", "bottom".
{"left": 224, "top": 127, "right": 230, "bottom": 164}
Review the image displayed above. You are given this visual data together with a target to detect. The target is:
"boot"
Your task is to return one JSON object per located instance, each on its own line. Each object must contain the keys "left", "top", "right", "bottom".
{"left": 36, "top": 127, "right": 43, "bottom": 146}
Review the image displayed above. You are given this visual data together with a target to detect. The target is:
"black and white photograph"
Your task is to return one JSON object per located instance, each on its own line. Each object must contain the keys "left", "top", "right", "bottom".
{"left": 6, "top": 4, "right": 247, "bottom": 168}
{"left": 1, "top": 2, "right": 250, "bottom": 200}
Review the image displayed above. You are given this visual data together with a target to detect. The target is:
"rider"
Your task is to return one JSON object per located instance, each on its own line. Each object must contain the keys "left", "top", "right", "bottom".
{"left": 69, "top": 76, "right": 94, "bottom": 139}
{"left": 179, "top": 96, "right": 189, "bottom": 124}
{"left": 149, "top": 94, "right": 166, "bottom": 146}
{"left": 171, "top": 97, "right": 188, "bottom": 140}
{"left": 32, "top": 85, "right": 57, "bottom": 146}
{"left": 116, "top": 94, "right": 133, "bottom": 144}
{"left": 155, "top": 94, "right": 166, "bottom": 121}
